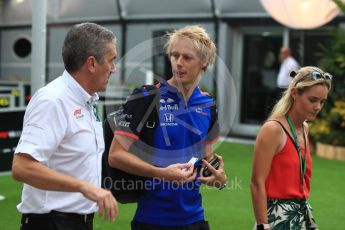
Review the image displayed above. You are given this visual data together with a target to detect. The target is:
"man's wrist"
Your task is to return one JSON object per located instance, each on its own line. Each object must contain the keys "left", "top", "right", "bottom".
{"left": 218, "top": 181, "right": 227, "bottom": 190}
{"left": 151, "top": 165, "right": 162, "bottom": 179}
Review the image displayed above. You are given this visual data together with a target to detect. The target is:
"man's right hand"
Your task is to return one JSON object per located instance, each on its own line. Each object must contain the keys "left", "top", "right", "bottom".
{"left": 157, "top": 163, "right": 196, "bottom": 183}
{"left": 79, "top": 182, "right": 118, "bottom": 222}
{"left": 12, "top": 154, "right": 119, "bottom": 221}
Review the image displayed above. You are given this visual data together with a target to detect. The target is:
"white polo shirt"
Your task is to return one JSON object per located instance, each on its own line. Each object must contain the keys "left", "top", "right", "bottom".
{"left": 277, "top": 56, "right": 299, "bottom": 88}
{"left": 15, "top": 70, "right": 104, "bottom": 214}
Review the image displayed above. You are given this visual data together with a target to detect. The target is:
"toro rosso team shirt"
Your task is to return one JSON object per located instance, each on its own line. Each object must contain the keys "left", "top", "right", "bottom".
{"left": 115, "top": 82, "right": 219, "bottom": 226}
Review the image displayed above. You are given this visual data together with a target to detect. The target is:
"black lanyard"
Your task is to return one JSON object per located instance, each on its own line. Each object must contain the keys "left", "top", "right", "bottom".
{"left": 285, "top": 115, "right": 307, "bottom": 182}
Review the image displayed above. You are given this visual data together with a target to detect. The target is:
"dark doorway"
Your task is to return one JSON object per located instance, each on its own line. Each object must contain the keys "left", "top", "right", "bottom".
{"left": 241, "top": 34, "right": 281, "bottom": 124}
{"left": 152, "top": 30, "right": 172, "bottom": 83}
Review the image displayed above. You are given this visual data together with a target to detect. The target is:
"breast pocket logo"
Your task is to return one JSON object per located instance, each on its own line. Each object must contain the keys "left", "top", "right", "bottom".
{"left": 73, "top": 108, "right": 84, "bottom": 119}
{"left": 195, "top": 107, "right": 208, "bottom": 116}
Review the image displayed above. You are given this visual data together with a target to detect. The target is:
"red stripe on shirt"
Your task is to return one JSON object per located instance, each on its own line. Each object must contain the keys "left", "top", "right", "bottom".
{"left": 114, "top": 130, "right": 139, "bottom": 140}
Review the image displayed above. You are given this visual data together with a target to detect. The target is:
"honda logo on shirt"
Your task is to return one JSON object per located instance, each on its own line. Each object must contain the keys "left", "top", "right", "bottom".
{"left": 163, "top": 113, "right": 174, "bottom": 122}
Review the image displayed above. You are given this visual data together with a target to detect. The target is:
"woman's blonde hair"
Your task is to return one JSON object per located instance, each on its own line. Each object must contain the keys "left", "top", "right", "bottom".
{"left": 164, "top": 25, "right": 217, "bottom": 72}
{"left": 270, "top": 66, "right": 332, "bottom": 119}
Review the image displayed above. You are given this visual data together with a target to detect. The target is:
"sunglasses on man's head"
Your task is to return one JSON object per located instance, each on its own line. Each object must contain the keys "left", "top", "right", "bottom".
{"left": 292, "top": 70, "right": 333, "bottom": 86}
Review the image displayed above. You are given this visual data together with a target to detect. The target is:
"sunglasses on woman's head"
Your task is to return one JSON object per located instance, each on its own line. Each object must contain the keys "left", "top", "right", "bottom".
{"left": 293, "top": 71, "right": 332, "bottom": 86}
{"left": 309, "top": 71, "right": 332, "bottom": 80}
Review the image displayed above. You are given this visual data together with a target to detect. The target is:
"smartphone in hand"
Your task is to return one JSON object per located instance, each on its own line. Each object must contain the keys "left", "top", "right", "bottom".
{"left": 202, "top": 156, "right": 220, "bottom": 177}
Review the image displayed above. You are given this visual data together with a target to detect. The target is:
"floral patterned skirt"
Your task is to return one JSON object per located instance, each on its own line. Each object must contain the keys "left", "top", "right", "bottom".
{"left": 266, "top": 198, "right": 318, "bottom": 230}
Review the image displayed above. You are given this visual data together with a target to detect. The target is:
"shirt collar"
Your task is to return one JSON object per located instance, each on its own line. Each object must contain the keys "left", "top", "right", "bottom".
{"left": 160, "top": 81, "right": 178, "bottom": 93}
{"left": 161, "top": 81, "right": 201, "bottom": 98}
{"left": 61, "top": 70, "right": 99, "bottom": 106}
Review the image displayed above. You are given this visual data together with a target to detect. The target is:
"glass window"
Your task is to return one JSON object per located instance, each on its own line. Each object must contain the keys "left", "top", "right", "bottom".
{"left": 152, "top": 30, "right": 172, "bottom": 82}
{"left": 290, "top": 30, "right": 333, "bottom": 66}
{"left": 241, "top": 34, "right": 281, "bottom": 124}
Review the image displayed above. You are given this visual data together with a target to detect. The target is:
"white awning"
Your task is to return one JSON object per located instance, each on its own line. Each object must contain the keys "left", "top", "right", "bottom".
{"left": 0, "top": 0, "right": 269, "bottom": 26}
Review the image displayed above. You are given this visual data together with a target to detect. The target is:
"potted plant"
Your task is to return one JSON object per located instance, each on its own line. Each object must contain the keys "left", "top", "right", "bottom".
{"left": 309, "top": 100, "right": 345, "bottom": 160}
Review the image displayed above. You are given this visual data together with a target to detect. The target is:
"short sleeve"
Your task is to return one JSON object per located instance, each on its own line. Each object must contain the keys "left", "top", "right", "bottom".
{"left": 205, "top": 102, "right": 220, "bottom": 144}
{"left": 15, "top": 98, "right": 67, "bottom": 163}
{"left": 114, "top": 86, "right": 157, "bottom": 140}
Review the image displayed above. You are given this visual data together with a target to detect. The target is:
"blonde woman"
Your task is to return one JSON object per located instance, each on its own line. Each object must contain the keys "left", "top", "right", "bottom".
{"left": 251, "top": 66, "right": 332, "bottom": 230}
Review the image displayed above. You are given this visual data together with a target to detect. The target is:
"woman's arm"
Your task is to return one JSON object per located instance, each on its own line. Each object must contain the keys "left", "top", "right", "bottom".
{"left": 250, "top": 121, "right": 283, "bottom": 226}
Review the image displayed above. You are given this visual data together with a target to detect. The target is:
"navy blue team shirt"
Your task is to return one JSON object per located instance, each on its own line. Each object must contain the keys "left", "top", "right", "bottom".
{"left": 115, "top": 82, "right": 219, "bottom": 226}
